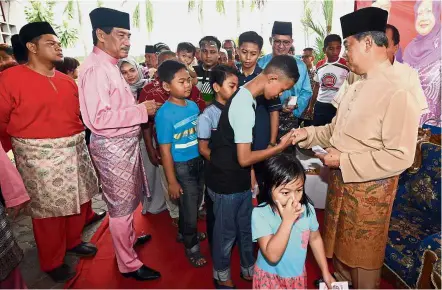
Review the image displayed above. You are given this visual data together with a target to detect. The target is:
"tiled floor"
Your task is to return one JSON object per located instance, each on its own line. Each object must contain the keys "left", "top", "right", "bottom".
{"left": 10, "top": 195, "right": 107, "bottom": 289}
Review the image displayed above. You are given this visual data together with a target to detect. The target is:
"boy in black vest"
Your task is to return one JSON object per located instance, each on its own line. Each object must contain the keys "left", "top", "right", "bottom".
{"left": 206, "top": 55, "right": 300, "bottom": 288}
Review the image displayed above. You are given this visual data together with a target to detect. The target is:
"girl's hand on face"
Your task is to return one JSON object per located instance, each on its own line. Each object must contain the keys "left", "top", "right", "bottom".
{"left": 275, "top": 197, "right": 304, "bottom": 223}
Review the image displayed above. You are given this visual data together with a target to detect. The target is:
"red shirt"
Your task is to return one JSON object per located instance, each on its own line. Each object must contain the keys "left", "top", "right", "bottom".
{"left": 138, "top": 77, "right": 206, "bottom": 124}
{"left": 0, "top": 65, "right": 84, "bottom": 145}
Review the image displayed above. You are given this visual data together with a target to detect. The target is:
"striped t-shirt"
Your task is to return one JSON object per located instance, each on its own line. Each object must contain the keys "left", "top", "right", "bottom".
{"left": 155, "top": 100, "right": 200, "bottom": 162}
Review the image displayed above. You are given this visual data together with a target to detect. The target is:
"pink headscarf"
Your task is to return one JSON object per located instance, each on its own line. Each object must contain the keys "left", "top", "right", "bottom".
{"left": 403, "top": 0, "right": 441, "bottom": 68}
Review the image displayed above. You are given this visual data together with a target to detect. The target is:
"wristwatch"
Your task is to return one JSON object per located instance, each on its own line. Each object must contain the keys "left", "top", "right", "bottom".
{"left": 269, "top": 142, "right": 277, "bottom": 147}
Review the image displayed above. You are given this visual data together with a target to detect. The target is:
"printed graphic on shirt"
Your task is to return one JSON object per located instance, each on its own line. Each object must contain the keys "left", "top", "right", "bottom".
{"left": 321, "top": 73, "right": 338, "bottom": 90}
{"left": 314, "top": 58, "right": 349, "bottom": 104}
{"left": 155, "top": 101, "right": 200, "bottom": 162}
{"left": 173, "top": 114, "right": 198, "bottom": 149}
{"left": 197, "top": 80, "right": 214, "bottom": 103}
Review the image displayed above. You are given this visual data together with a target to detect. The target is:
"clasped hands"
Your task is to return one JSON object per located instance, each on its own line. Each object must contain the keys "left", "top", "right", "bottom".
{"left": 290, "top": 128, "right": 341, "bottom": 168}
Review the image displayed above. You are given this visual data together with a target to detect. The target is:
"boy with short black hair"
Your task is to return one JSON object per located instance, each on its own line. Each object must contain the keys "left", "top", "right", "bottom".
{"left": 207, "top": 54, "right": 300, "bottom": 288}
{"left": 155, "top": 60, "right": 207, "bottom": 268}
{"left": 194, "top": 36, "right": 222, "bottom": 103}
{"left": 306, "top": 34, "right": 349, "bottom": 126}
{"left": 197, "top": 65, "right": 239, "bottom": 252}
{"left": 197, "top": 65, "right": 239, "bottom": 161}
{"left": 237, "top": 31, "right": 282, "bottom": 202}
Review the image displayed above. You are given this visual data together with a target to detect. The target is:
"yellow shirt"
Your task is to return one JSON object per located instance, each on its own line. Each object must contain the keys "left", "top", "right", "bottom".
{"left": 300, "top": 60, "right": 421, "bottom": 183}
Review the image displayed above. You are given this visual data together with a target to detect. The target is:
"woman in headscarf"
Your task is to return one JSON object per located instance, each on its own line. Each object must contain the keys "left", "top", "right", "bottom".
{"left": 118, "top": 57, "right": 149, "bottom": 100}
{"left": 118, "top": 58, "right": 166, "bottom": 215}
{"left": 403, "top": 0, "right": 441, "bottom": 125}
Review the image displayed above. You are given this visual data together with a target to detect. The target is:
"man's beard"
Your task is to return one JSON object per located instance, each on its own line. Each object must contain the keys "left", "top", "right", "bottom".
{"left": 52, "top": 58, "right": 64, "bottom": 65}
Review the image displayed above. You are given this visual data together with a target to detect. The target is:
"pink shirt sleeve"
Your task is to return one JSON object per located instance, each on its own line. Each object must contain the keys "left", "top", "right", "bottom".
{"left": 80, "top": 66, "right": 148, "bottom": 131}
{"left": 0, "top": 144, "right": 30, "bottom": 208}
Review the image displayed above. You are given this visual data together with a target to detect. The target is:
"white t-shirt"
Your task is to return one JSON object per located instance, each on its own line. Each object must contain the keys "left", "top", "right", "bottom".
{"left": 314, "top": 57, "right": 350, "bottom": 104}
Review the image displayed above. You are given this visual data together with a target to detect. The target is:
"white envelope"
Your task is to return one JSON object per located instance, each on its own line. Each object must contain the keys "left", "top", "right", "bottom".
{"left": 319, "top": 281, "right": 349, "bottom": 290}
{"left": 288, "top": 96, "right": 298, "bottom": 106}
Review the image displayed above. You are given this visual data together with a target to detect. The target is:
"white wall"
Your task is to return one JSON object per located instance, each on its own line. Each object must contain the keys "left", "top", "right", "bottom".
{"left": 2, "top": 0, "right": 28, "bottom": 31}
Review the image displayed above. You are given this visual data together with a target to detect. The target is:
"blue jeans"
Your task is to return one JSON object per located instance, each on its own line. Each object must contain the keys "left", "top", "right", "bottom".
{"left": 208, "top": 188, "right": 254, "bottom": 281}
{"left": 175, "top": 156, "right": 204, "bottom": 252}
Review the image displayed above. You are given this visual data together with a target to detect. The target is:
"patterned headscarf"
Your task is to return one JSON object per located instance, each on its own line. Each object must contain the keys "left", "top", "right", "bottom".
{"left": 118, "top": 57, "right": 148, "bottom": 95}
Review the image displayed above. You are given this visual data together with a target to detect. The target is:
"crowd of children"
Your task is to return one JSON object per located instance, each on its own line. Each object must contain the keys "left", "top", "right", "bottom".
{"left": 114, "top": 28, "right": 339, "bottom": 288}
{"left": 0, "top": 4, "right": 429, "bottom": 289}
{"left": 0, "top": 15, "right": 350, "bottom": 289}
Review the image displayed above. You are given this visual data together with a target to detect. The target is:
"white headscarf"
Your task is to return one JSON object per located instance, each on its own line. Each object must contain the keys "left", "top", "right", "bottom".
{"left": 118, "top": 57, "right": 148, "bottom": 95}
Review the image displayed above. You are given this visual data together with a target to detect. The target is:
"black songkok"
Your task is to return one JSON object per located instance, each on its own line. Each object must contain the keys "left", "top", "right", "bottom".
{"left": 89, "top": 7, "right": 130, "bottom": 30}
{"left": 11, "top": 34, "right": 27, "bottom": 63}
{"left": 19, "top": 22, "right": 57, "bottom": 45}
{"left": 340, "top": 7, "right": 388, "bottom": 39}
{"left": 145, "top": 45, "right": 155, "bottom": 53}
{"left": 271, "top": 21, "right": 292, "bottom": 36}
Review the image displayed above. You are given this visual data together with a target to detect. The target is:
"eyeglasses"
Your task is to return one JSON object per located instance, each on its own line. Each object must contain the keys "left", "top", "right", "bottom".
{"left": 272, "top": 38, "right": 292, "bottom": 47}
{"left": 301, "top": 55, "right": 312, "bottom": 59}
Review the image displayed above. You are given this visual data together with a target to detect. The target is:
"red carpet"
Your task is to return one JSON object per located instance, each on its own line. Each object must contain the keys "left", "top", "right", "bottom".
{"left": 66, "top": 206, "right": 394, "bottom": 289}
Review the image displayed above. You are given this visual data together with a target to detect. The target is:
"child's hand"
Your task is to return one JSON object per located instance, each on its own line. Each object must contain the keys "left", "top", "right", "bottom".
{"left": 168, "top": 182, "right": 183, "bottom": 199}
{"left": 275, "top": 197, "right": 304, "bottom": 223}
{"left": 322, "top": 272, "right": 336, "bottom": 289}
{"left": 277, "top": 130, "right": 295, "bottom": 151}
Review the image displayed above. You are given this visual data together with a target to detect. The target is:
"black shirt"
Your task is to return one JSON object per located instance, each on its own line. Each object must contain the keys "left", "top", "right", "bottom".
{"left": 194, "top": 64, "right": 215, "bottom": 103}
{"left": 205, "top": 90, "right": 255, "bottom": 194}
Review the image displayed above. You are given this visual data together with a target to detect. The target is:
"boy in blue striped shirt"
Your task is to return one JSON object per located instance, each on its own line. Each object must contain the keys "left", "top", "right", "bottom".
{"left": 155, "top": 60, "right": 206, "bottom": 268}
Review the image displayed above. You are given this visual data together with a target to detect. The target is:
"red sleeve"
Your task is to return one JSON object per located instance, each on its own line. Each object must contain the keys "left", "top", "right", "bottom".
{"left": 138, "top": 83, "right": 153, "bottom": 103}
{"left": 338, "top": 58, "right": 347, "bottom": 66}
{"left": 316, "top": 59, "right": 326, "bottom": 69}
{"left": 190, "top": 86, "right": 206, "bottom": 112}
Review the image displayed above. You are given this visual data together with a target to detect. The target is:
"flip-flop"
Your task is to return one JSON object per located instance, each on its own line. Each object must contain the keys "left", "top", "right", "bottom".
{"left": 214, "top": 279, "right": 236, "bottom": 289}
{"left": 240, "top": 273, "right": 253, "bottom": 282}
{"left": 186, "top": 251, "right": 207, "bottom": 268}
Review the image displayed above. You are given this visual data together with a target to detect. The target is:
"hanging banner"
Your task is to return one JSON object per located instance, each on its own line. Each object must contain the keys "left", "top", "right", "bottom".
{"left": 355, "top": 0, "right": 441, "bottom": 125}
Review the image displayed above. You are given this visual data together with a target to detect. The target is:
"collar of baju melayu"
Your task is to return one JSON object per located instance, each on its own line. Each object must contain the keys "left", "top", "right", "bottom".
{"left": 364, "top": 59, "right": 392, "bottom": 80}
{"left": 93, "top": 46, "right": 119, "bottom": 66}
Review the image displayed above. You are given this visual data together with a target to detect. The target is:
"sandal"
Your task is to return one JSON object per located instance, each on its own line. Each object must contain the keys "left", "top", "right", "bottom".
{"left": 214, "top": 279, "right": 236, "bottom": 289}
{"left": 186, "top": 250, "right": 207, "bottom": 268}
{"left": 176, "top": 232, "right": 207, "bottom": 243}
{"left": 240, "top": 272, "right": 253, "bottom": 282}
